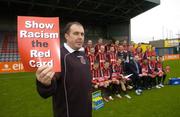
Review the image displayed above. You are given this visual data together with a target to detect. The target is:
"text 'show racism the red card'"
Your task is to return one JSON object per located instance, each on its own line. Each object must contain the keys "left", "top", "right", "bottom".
{"left": 17, "top": 16, "right": 61, "bottom": 72}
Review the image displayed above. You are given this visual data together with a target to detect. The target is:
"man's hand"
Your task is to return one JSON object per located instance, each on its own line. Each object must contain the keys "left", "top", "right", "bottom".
{"left": 36, "top": 65, "right": 55, "bottom": 86}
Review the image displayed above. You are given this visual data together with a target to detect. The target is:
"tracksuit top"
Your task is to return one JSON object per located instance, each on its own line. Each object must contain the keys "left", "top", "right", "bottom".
{"left": 36, "top": 46, "right": 92, "bottom": 117}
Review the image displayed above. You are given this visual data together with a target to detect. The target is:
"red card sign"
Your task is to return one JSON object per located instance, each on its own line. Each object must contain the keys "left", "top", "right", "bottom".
{"left": 17, "top": 16, "right": 61, "bottom": 72}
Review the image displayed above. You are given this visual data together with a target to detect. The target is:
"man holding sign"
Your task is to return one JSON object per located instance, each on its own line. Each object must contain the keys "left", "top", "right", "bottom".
{"left": 36, "top": 22, "right": 92, "bottom": 117}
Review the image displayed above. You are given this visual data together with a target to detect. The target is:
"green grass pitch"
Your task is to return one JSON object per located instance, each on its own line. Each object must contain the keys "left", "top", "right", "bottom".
{"left": 0, "top": 60, "right": 179, "bottom": 117}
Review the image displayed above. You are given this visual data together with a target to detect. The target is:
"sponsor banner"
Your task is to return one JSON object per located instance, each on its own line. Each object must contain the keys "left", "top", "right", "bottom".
{"left": 0, "top": 62, "right": 25, "bottom": 73}
{"left": 164, "top": 39, "right": 180, "bottom": 47}
{"left": 17, "top": 16, "right": 61, "bottom": 72}
{"left": 92, "top": 90, "right": 104, "bottom": 110}
{"left": 164, "top": 54, "right": 180, "bottom": 60}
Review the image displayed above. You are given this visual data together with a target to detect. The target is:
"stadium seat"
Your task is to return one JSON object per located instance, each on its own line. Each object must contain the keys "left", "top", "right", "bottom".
{"left": 0, "top": 33, "right": 20, "bottom": 62}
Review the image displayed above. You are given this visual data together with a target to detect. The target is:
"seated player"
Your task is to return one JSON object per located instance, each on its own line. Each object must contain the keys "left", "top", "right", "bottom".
{"left": 111, "top": 58, "right": 132, "bottom": 99}
{"left": 111, "top": 58, "right": 122, "bottom": 98}
{"left": 148, "top": 56, "right": 157, "bottom": 88}
{"left": 125, "top": 55, "right": 143, "bottom": 95}
{"left": 156, "top": 56, "right": 165, "bottom": 88}
{"left": 139, "top": 59, "right": 150, "bottom": 89}
{"left": 91, "top": 61, "right": 101, "bottom": 90}
{"left": 100, "top": 61, "right": 114, "bottom": 102}
{"left": 162, "top": 65, "right": 170, "bottom": 85}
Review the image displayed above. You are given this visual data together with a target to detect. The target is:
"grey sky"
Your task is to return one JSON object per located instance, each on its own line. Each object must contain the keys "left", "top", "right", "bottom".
{"left": 131, "top": 0, "right": 180, "bottom": 43}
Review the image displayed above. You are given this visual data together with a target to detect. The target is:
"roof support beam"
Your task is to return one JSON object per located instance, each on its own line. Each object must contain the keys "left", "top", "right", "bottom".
{"left": 5, "top": 0, "right": 127, "bottom": 19}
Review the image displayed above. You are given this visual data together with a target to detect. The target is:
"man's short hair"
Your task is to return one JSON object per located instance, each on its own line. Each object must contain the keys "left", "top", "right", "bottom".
{"left": 63, "top": 21, "right": 83, "bottom": 34}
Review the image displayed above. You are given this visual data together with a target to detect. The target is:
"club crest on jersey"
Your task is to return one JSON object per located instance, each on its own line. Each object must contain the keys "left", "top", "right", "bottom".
{"left": 77, "top": 56, "right": 86, "bottom": 64}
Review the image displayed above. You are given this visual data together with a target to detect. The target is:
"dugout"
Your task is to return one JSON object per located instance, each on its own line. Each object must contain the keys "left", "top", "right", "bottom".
{"left": 0, "top": 0, "right": 160, "bottom": 43}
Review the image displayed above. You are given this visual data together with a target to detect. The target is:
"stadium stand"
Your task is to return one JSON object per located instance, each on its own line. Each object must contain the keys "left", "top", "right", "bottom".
{"left": 0, "top": 33, "right": 19, "bottom": 62}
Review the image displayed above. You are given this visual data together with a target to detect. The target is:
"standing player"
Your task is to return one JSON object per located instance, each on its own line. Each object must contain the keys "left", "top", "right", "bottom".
{"left": 135, "top": 47, "right": 143, "bottom": 63}
{"left": 117, "top": 45, "right": 126, "bottom": 62}
{"left": 144, "top": 46, "right": 151, "bottom": 60}
{"left": 87, "top": 47, "right": 96, "bottom": 71}
{"left": 136, "top": 43, "right": 143, "bottom": 53}
{"left": 96, "top": 45, "right": 106, "bottom": 69}
{"left": 85, "top": 39, "right": 93, "bottom": 55}
{"left": 95, "top": 38, "right": 103, "bottom": 54}
{"left": 150, "top": 46, "right": 156, "bottom": 57}
{"left": 114, "top": 40, "right": 120, "bottom": 53}
{"left": 107, "top": 46, "right": 117, "bottom": 66}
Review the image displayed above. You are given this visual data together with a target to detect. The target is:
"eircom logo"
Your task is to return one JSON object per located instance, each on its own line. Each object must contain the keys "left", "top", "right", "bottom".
{"left": 2, "top": 64, "right": 11, "bottom": 71}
